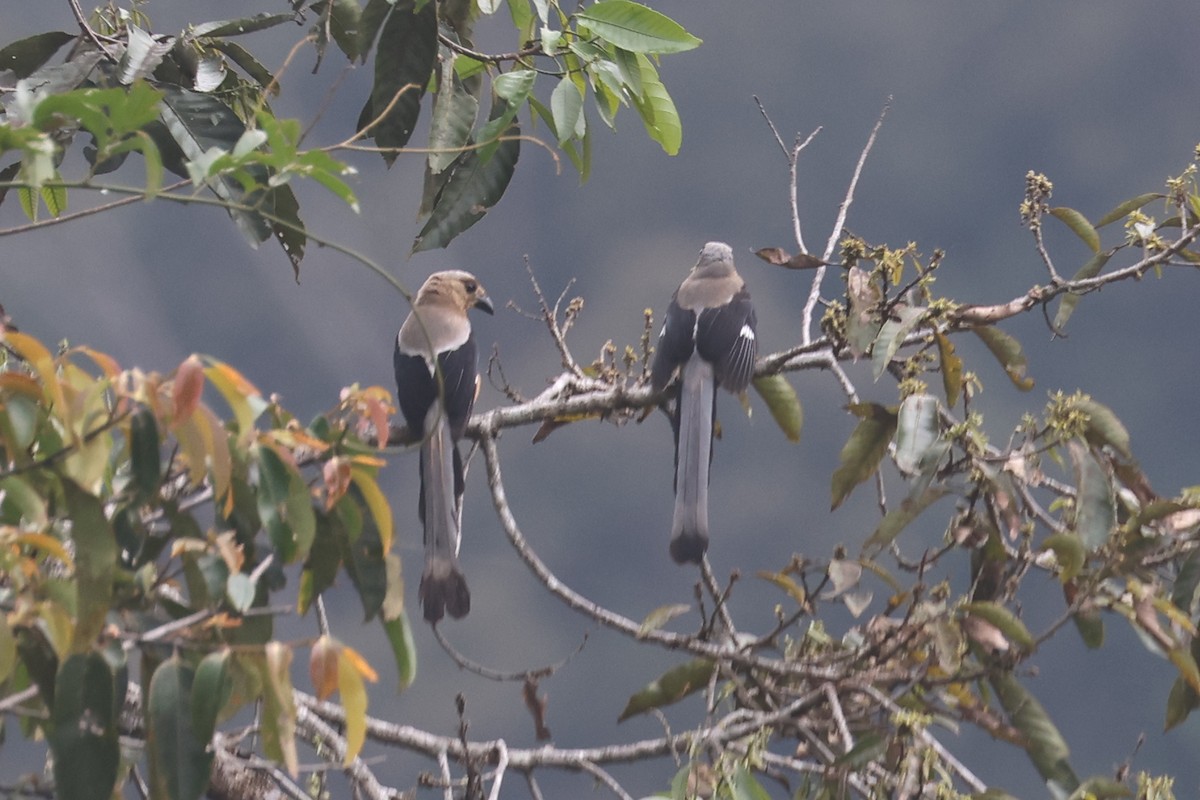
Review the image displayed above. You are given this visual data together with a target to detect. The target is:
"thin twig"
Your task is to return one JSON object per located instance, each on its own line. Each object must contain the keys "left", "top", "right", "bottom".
{"left": 475, "top": 431, "right": 839, "bottom": 682}
{"left": 486, "top": 740, "right": 509, "bottom": 800}
{"left": 802, "top": 98, "right": 891, "bottom": 345}
{"left": 577, "top": 760, "right": 635, "bottom": 800}
{"left": 822, "top": 682, "right": 854, "bottom": 753}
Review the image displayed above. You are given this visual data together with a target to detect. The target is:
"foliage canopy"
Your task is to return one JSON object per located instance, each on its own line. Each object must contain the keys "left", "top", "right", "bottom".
{"left": 3, "top": 3, "right": 1200, "bottom": 800}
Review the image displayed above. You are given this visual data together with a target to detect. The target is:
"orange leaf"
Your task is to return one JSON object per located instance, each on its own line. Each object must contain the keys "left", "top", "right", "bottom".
{"left": 323, "top": 457, "right": 352, "bottom": 511}
{"left": 172, "top": 355, "right": 205, "bottom": 429}
{"left": 309, "top": 635, "right": 340, "bottom": 701}
{"left": 339, "top": 644, "right": 379, "bottom": 683}
{"left": 71, "top": 345, "right": 122, "bottom": 379}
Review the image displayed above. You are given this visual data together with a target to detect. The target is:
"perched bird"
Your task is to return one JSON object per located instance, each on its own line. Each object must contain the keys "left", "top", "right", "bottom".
{"left": 651, "top": 242, "right": 757, "bottom": 564}
{"left": 393, "top": 271, "right": 493, "bottom": 622}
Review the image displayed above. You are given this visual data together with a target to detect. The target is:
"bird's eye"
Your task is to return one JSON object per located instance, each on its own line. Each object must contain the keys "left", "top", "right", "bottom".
{"left": 464, "top": 280, "right": 477, "bottom": 293}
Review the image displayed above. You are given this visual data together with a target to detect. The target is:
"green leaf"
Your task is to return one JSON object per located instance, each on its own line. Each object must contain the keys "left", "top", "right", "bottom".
{"left": 1053, "top": 249, "right": 1112, "bottom": 330}
{"left": 631, "top": 53, "right": 681, "bottom": 155}
{"left": 364, "top": 0, "right": 438, "bottom": 164}
{"left": 1165, "top": 674, "right": 1199, "bottom": 731}
{"left": 893, "top": 393, "right": 940, "bottom": 476}
{"left": 1066, "top": 777, "right": 1133, "bottom": 800}
{"left": 862, "top": 486, "right": 948, "bottom": 554}
{"left": 833, "top": 731, "right": 889, "bottom": 769}
{"left": 337, "top": 489, "right": 388, "bottom": 621}
{"left": 618, "top": 658, "right": 715, "bottom": 721}
{"left": 313, "top": 0, "right": 364, "bottom": 62}
{"left": 254, "top": 444, "right": 315, "bottom": 563}
{"left": 190, "top": 13, "right": 299, "bottom": 38}
{"left": 226, "top": 572, "right": 258, "bottom": 614}
{"left": 729, "top": 766, "right": 773, "bottom": 800}
{"left": 129, "top": 406, "right": 162, "bottom": 500}
{"left": 148, "top": 656, "right": 214, "bottom": 800}
{"left": 428, "top": 59, "right": 479, "bottom": 174}
{"left": 1071, "top": 604, "right": 1104, "bottom": 650}
{"left": 1068, "top": 439, "right": 1115, "bottom": 552}
{"left": 0, "top": 31, "right": 75, "bottom": 79}
{"left": 971, "top": 325, "right": 1034, "bottom": 391}
{"left": 0, "top": 475, "right": 48, "bottom": 528}
{"left": 412, "top": 118, "right": 520, "bottom": 252}
{"left": 1041, "top": 532, "right": 1086, "bottom": 582}
{"left": 40, "top": 182, "right": 67, "bottom": 218}
{"left": 158, "top": 86, "right": 274, "bottom": 246}
{"left": 752, "top": 374, "right": 803, "bottom": 443}
{"left": 1049, "top": 206, "right": 1100, "bottom": 253}
{"left": 49, "top": 653, "right": 119, "bottom": 800}
{"left": 933, "top": 330, "right": 962, "bottom": 407}
{"left": 830, "top": 403, "right": 897, "bottom": 510}
{"left": 575, "top": 1, "right": 702, "bottom": 54}
{"left": 989, "top": 671, "right": 1079, "bottom": 794}
{"left": 192, "top": 649, "right": 233, "bottom": 742}
{"left": 872, "top": 304, "right": 926, "bottom": 379}
{"left": 962, "top": 602, "right": 1035, "bottom": 651}
{"left": 1095, "top": 192, "right": 1162, "bottom": 228}
{"left": 381, "top": 612, "right": 418, "bottom": 691}
{"left": 638, "top": 603, "right": 691, "bottom": 637}
{"left": 206, "top": 39, "right": 277, "bottom": 89}
{"left": 300, "top": 511, "right": 343, "bottom": 614}
{"left": 62, "top": 479, "right": 117, "bottom": 652}
{"left": 1078, "top": 398, "right": 1132, "bottom": 460}
{"left": 550, "top": 77, "right": 585, "bottom": 145}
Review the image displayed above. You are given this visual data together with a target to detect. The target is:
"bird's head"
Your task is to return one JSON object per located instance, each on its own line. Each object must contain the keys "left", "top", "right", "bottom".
{"left": 418, "top": 270, "right": 494, "bottom": 315}
{"left": 691, "top": 241, "right": 736, "bottom": 278}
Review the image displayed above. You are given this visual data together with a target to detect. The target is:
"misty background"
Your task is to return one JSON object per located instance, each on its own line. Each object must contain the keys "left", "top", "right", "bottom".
{"left": 3, "top": 1, "right": 1200, "bottom": 796}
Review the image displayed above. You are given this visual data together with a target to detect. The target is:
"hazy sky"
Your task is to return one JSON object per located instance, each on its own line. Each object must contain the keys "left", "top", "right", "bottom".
{"left": 4, "top": 2, "right": 1200, "bottom": 795}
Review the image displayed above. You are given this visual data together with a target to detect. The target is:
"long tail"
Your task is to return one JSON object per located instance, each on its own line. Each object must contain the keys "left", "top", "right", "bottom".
{"left": 418, "top": 409, "right": 470, "bottom": 622}
{"left": 670, "top": 357, "right": 715, "bottom": 564}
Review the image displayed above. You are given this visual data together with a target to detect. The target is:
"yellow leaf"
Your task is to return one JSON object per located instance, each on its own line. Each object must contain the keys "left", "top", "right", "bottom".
{"left": 174, "top": 409, "right": 210, "bottom": 486}
{"left": 263, "top": 641, "right": 299, "bottom": 776}
{"left": 3, "top": 331, "right": 69, "bottom": 430}
{"left": 0, "top": 616, "right": 15, "bottom": 683}
{"left": 15, "top": 533, "right": 74, "bottom": 567}
{"left": 349, "top": 454, "right": 387, "bottom": 468}
{"left": 198, "top": 403, "right": 233, "bottom": 515}
{"left": 756, "top": 570, "right": 807, "bottom": 606}
{"left": 38, "top": 600, "right": 74, "bottom": 658}
{"left": 338, "top": 647, "right": 369, "bottom": 766}
{"left": 203, "top": 360, "right": 266, "bottom": 445}
{"left": 351, "top": 465, "right": 394, "bottom": 553}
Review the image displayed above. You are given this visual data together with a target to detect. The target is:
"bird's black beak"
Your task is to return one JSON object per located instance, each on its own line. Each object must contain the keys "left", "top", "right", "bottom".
{"left": 474, "top": 293, "right": 495, "bottom": 315}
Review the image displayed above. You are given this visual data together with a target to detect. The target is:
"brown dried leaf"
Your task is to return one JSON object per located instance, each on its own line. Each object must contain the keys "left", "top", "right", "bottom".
{"left": 754, "top": 246, "right": 830, "bottom": 269}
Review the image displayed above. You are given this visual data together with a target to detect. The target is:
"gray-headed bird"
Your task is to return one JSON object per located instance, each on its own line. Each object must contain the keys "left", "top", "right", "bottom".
{"left": 394, "top": 271, "right": 493, "bottom": 622}
{"left": 651, "top": 242, "right": 757, "bottom": 564}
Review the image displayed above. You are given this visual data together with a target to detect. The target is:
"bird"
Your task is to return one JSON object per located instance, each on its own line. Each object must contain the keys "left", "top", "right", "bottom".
{"left": 393, "top": 270, "right": 493, "bottom": 622}
{"left": 650, "top": 242, "right": 758, "bottom": 564}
